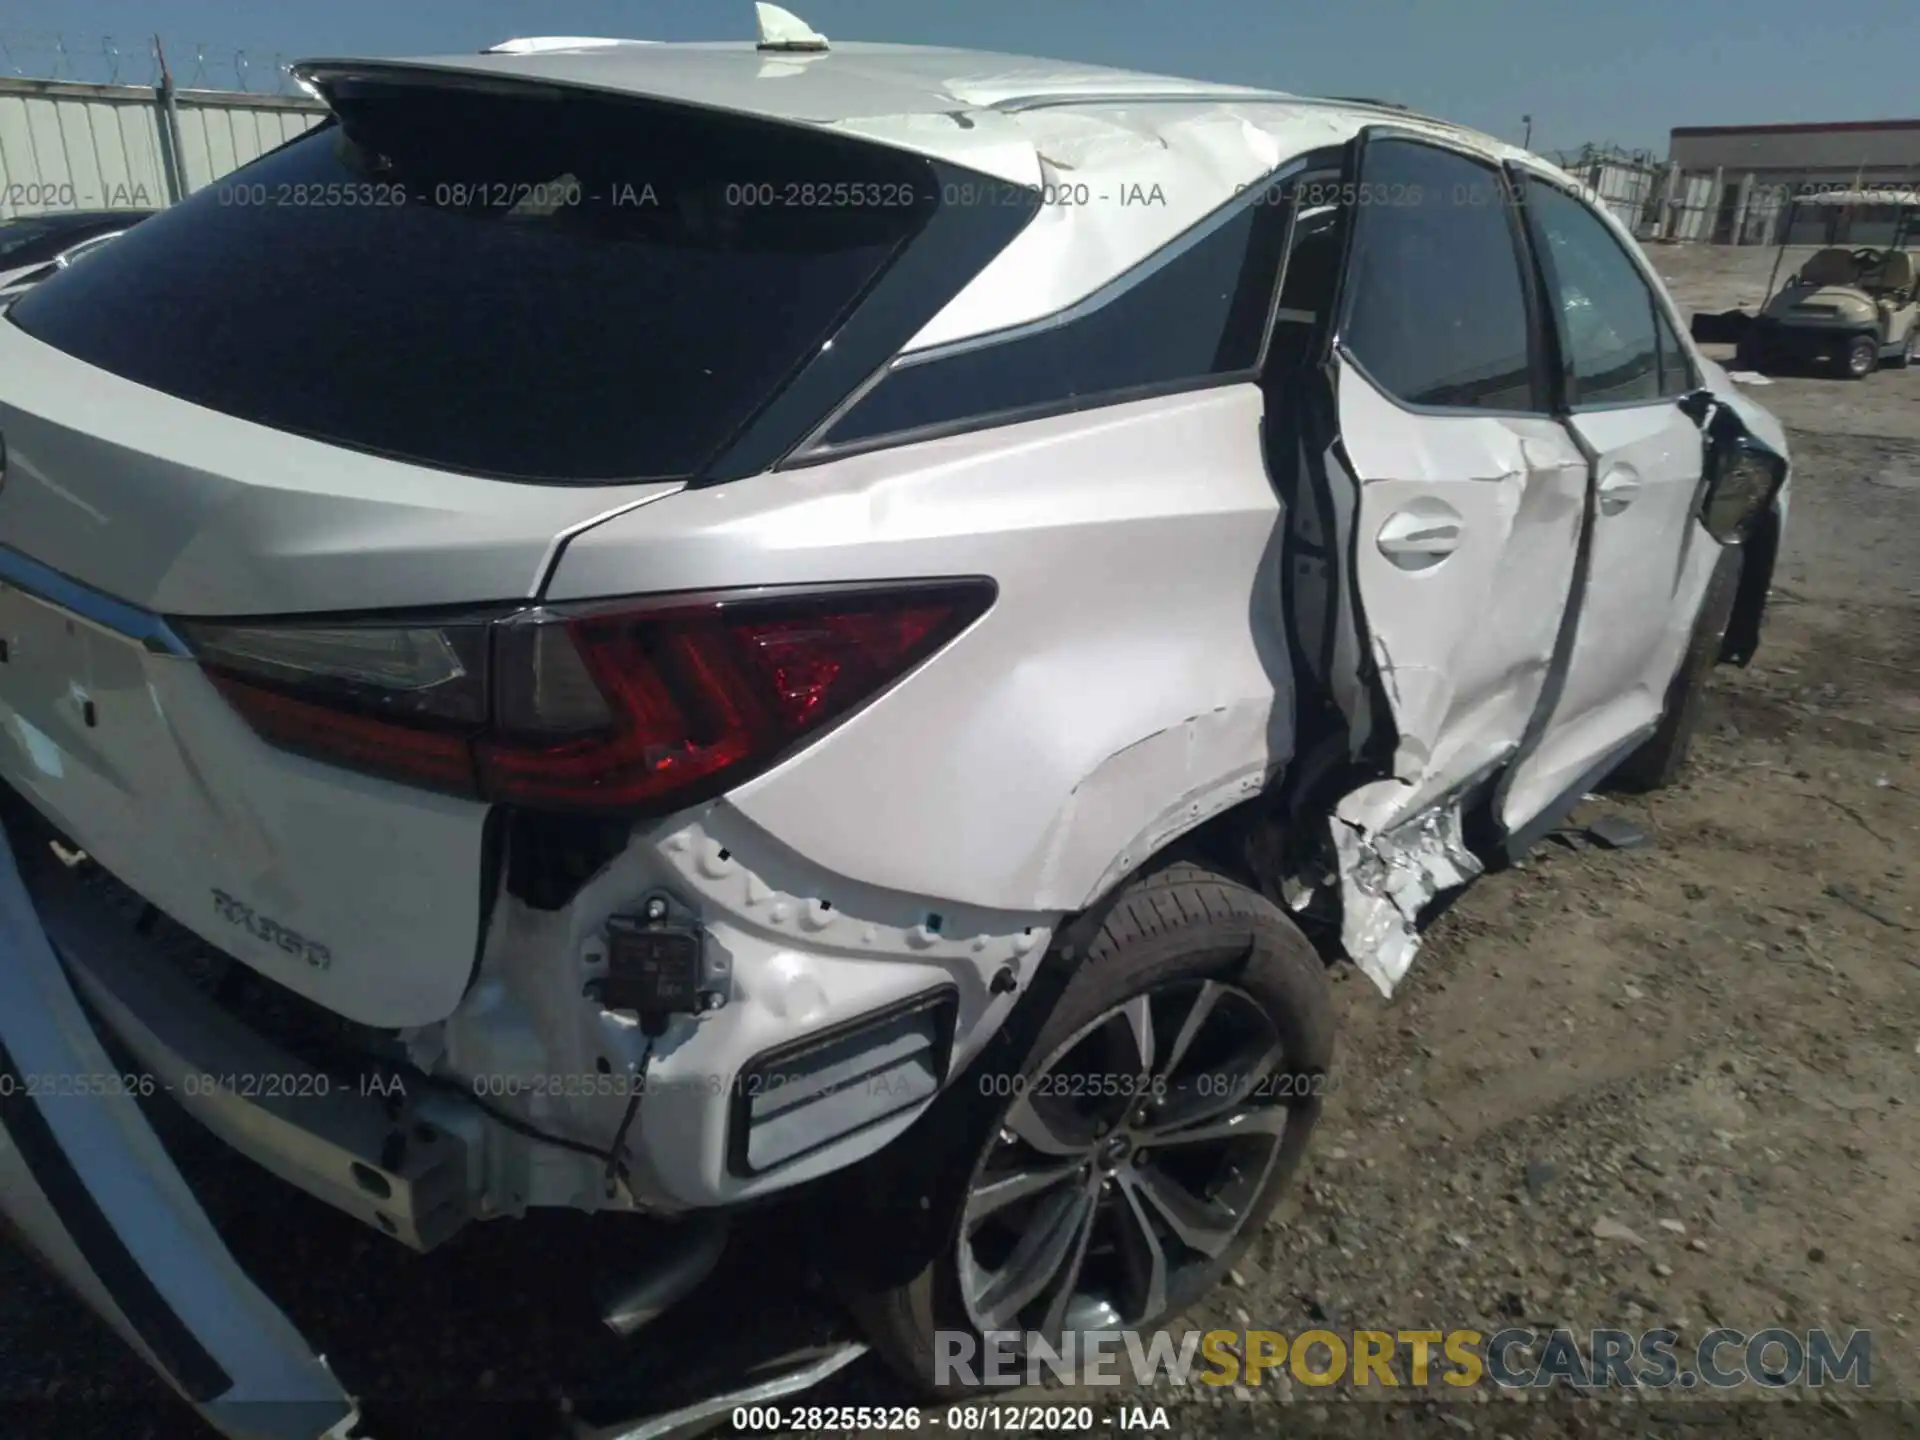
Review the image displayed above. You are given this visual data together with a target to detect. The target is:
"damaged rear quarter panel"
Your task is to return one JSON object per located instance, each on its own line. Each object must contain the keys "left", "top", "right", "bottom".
{"left": 548, "top": 386, "right": 1293, "bottom": 913}
{"left": 1040, "top": 699, "right": 1282, "bottom": 905}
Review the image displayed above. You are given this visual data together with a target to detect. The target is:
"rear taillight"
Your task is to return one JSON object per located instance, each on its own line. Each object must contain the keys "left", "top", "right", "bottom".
{"left": 174, "top": 581, "right": 994, "bottom": 813}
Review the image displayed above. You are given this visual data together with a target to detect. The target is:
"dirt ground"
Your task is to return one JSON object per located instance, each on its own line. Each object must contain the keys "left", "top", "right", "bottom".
{"left": 1122, "top": 241, "right": 1920, "bottom": 1437}
{"left": 1, "top": 242, "right": 1915, "bottom": 1440}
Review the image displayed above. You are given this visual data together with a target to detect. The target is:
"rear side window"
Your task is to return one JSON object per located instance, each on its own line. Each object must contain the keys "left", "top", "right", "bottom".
{"left": 1522, "top": 178, "right": 1664, "bottom": 407}
{"left": 8, "top": 82, "right": 941, "bottom": 483}
{"left": 818, "top": 179, "right": 1293, "bottom": 450}
{"left": 1340, "top": 139, "right": 1538, "bottom": 411}
{"left": 1655, "top": 306, "right": 1694, "bottom": 397}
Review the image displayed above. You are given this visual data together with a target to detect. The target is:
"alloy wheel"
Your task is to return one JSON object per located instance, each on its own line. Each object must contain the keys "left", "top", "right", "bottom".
{"left": 956, "top": 979, "right": 1306, "bottom": 1339}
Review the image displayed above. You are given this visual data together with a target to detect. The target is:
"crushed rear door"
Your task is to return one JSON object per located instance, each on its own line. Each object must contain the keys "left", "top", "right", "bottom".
{"left": 1269, "top": 131, "right": 1587, "bottom": 995}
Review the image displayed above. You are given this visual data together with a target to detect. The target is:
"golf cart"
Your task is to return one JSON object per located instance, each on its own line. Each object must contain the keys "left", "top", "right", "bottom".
{"left": 1722, "top": 188, "right": 1920, "bottom": 378}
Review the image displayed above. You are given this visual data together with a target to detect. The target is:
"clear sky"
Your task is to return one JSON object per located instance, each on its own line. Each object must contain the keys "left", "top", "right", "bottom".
{"left": 17, "top": 0, "right": 1920, "bottom": 156}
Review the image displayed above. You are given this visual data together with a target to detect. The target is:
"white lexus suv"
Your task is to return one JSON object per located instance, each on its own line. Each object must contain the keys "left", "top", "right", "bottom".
{"left": 0, "top": 18, "right": 1787, "bottom": 1436}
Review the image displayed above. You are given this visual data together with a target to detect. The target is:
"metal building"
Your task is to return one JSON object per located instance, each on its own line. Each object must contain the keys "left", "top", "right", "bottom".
{"left": 1663, "top": 118, "right": 1920, "bottom": 245}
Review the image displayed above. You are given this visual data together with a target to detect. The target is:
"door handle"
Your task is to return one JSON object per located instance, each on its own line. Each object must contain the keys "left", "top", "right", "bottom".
{"left": 1597, "top": 468, "right": 1642, "bottom": 516}
{"left": 1376, "top": 507, "right": 1463, "bottom": 570}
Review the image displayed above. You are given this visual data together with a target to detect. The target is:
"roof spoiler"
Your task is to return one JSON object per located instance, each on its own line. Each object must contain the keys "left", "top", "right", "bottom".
{"left": 482, "top": 37, "right": 660, "bottom": 55}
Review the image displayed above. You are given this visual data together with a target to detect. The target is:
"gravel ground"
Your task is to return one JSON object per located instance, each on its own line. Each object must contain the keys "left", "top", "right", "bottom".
{"left": 2, "top": 242, "right": 1916, "bottom": 1440}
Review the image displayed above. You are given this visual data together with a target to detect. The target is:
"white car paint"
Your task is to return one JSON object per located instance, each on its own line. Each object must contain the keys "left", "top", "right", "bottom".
{"left": 1498, "top": 402, "right": 1715, "bottom": 830}
{"left": 0, "top": 325, "right": 684, "bottom": 616}
{"left": 0, "top": 327, "right": 686, "bottom": 1025}
{"left": 1335, "top": 371, "right": 1588, "bottom": 812}
{"left": 549, "top": 386, "right": 1288, "bottom": 914}
{"left": 0, "top": 34, "right": 1784, "bottom": 1245}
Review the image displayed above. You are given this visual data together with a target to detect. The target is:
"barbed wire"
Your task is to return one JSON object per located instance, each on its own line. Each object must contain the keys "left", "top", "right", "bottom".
{"left": 1549, "top": 142, "right": 1666, "bottom": 172}
{"left": 0, "top": 29, "right": 298, "bottom": 94}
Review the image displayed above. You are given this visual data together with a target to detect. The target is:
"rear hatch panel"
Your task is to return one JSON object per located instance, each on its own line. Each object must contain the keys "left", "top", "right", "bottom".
{"left": 0, "top": 69, "right": 1029, "bottom": 1030}
{"left": 0, "top": 558, "right": 495, "bottom": 1027}
{"left": 0, "top": 320, "right": 683, "bottom": 1028}
{"left": 0, "top": 324, "right": 680, "bottom": 616}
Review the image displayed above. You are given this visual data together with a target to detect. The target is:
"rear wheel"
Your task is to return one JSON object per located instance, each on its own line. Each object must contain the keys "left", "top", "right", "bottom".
{"left": 852, "top": 863, "right": 1333, "bottom": 1395}
{"left": 1607, "top": 544, "right": 1742, "bottom": 793}
{"left": 1843, "top": 334, "right": 1879, "bottom": 379}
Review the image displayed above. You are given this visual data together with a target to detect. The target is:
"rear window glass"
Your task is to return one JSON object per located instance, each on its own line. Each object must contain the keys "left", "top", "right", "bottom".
{"left": 821, "top": 182, "right": 1291, "bottom": 448}
{"left": 8, "top": 80, "right": 938, "bottom": 482}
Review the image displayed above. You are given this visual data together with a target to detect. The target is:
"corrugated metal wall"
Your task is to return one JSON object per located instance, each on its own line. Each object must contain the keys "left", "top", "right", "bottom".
{"left": 1670, "top": 174, "right": 1716, "bottom": 242}
{"left": 1582, "top": 157, "right": 1658, "bottom": 235}
{"left": 0, "top": 77, "right": 324, "bottom": 217}
{"left": 174, "top": 94, "right": 321, "bottom": 194}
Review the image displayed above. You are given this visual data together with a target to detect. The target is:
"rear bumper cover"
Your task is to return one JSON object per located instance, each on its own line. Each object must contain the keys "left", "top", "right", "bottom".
{"left": 0, "top": 824, "right": 357, "bottom": 1438}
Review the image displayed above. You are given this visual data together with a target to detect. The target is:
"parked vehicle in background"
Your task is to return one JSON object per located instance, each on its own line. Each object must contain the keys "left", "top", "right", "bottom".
{"left": 0, "top": 11, "right": 1789, "bottom": 1436}
{"left": 1724, "top": 189, "right": 1920, "bottom": 378}
{"left": 0, "top": 210, "right": 155, "bottom": 309}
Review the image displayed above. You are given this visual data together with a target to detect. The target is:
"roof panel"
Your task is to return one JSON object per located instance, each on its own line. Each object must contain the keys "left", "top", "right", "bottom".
{"left": 292, "top": 42, "right": 1288, "bottom": 183}
{"left": 287, "top": 41, "right": 1517, "bottom": 348}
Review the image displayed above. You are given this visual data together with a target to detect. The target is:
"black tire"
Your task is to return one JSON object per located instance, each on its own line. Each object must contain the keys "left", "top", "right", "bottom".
{"left": 1842, "top": 334, "right": 1878, "bottom": 379}
{"left": 849, "top": 863, "right": 1333, "bottom": 1397}
{"left": 1606, "top": 544, "right": 1743, "bottom": 793}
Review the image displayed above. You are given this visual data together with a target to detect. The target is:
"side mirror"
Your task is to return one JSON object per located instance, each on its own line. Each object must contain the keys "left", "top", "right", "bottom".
{"left": 1697, "top": 402, "right": 1786, "bottom": 545}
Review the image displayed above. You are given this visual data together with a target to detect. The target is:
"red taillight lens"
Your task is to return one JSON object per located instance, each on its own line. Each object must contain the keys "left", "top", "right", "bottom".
{"left": 183, "top": 618, "right": 494, "bottom": 795}
{"left": 176, "top": 582, "right": 994, "bottom": 814}
{"left": 203, "top": 673, "right": 483, "bottom": 794}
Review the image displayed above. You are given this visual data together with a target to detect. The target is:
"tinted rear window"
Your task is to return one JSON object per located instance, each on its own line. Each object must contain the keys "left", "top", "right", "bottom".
{"left": 9, "top": 80, "right": 938, "bottom": 482}
{"left": 822, "top": 183, "right": 1291, "bottom": 448}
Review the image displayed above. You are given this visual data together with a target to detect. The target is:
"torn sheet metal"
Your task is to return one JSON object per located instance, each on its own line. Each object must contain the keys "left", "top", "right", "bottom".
{"left": 1332, "top": 802, "right": 1482, "bottom": 997}
{"left": 906, "top": 102, "right": 1356, "bottom": 353}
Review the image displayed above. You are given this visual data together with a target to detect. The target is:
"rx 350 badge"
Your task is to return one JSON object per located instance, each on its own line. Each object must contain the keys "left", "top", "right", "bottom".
{"left": 210, "top": 889, "right": 332, "bottom": 971}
